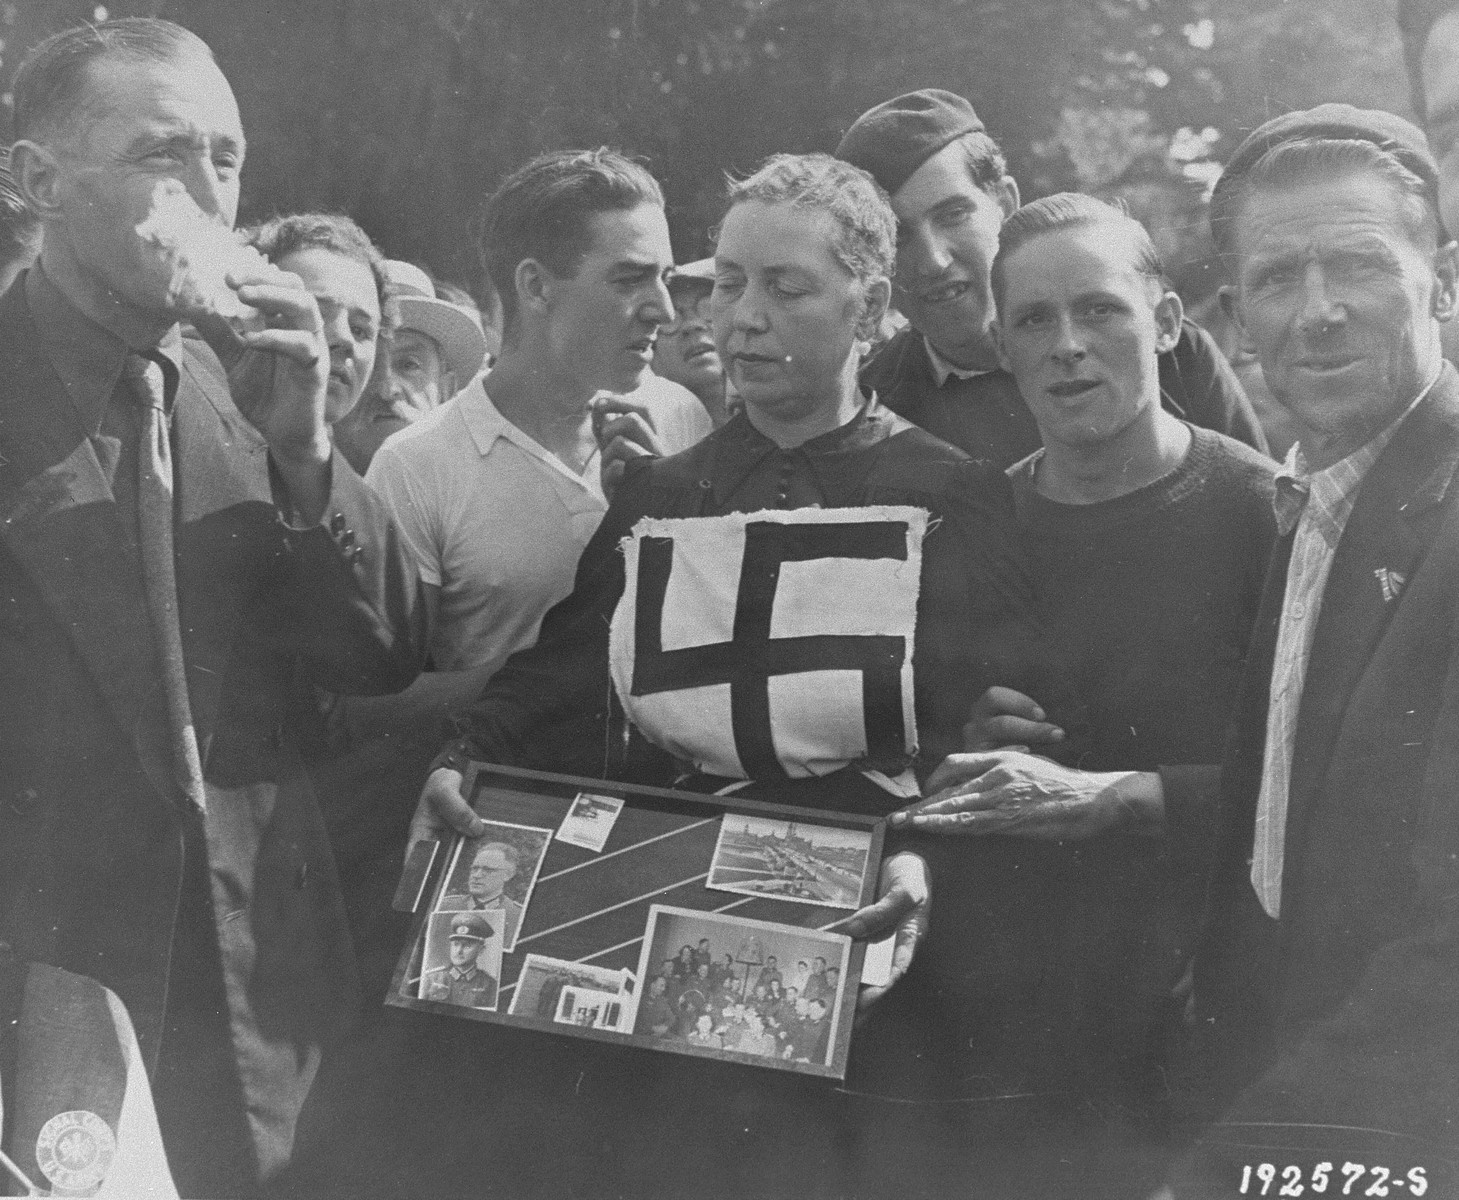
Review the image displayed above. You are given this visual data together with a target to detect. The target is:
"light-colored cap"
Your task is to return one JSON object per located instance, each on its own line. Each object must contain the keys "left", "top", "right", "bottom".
{"left": 670, "top": 257, "right": 716, "bottom": 289}
{"left": 384, "top": 260, "right": 489, "bottom": 385}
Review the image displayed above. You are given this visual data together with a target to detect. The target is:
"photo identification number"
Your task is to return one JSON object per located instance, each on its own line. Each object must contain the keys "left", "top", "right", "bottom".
{"left": 1238, "top": 1163, "right": 1428, "bottom": 1196}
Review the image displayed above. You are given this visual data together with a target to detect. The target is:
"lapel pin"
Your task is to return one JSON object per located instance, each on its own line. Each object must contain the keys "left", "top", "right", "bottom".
{"left": 1374, "top": 567, "right": 1406, "bottom": 603}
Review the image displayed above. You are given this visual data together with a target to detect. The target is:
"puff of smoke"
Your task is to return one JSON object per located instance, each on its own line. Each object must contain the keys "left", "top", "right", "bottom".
{"left": 134, "top": 179, "right": 274, "bottom": 320}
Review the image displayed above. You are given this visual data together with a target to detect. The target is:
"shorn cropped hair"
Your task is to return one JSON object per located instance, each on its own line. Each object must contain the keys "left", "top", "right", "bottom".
{"left": 991, "top": 192, "right": 1165, "bottom": 310}
{"left": 725, "top": 153, "right": 896, "bottom": 284}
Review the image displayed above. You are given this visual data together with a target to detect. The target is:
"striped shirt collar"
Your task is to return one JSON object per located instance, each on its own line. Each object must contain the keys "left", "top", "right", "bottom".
{"left": 1272, "top": 360, "right": 1443, "bottom": 539}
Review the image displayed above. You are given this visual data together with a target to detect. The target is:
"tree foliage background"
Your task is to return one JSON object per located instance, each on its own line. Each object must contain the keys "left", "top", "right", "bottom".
{"left": 1, "top": 0, "right": 1411, "bottom": 303}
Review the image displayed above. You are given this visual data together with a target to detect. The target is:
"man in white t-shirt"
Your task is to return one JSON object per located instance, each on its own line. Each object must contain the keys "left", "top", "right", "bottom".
{"left": 361, "top": 149, "right": 676, "bottom": 736}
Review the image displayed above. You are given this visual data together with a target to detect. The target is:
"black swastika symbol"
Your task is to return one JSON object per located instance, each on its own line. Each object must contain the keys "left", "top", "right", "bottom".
{"left": 630, "top": 520, "right": 910, "bottom": 780}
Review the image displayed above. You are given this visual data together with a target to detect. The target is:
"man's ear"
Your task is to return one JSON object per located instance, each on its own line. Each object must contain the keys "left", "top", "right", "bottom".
{"left": 1152, "top": 288, "right": 1184, "bottom": 354}
{"left": 9, "top": 140, "right": 63, "bottom": 219}
{"left": 1218, "top": 284, "right": 1257, "bottom": 355}
{"left": 514, "top": 258, "right": 552, "bottom": 319}
{"left": 855, "top": 277, "right": 891, "bottom": 342}
{"left": 990, "top": 317, "right": 1012, "bottom": 374}
{"left": 993, "top": 175, "right": 1021, "bottom": 221}
{"left": 1432, "top": 240, "right": 1459, "bottom": 323}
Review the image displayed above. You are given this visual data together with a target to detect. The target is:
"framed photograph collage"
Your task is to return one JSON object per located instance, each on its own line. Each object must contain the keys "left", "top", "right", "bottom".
{"left": 389, "top": 763, "right": 886, "bottom": 1080}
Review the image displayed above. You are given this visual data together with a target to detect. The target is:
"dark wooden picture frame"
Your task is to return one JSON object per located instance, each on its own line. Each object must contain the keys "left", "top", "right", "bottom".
{"left": 388, "top": 763, "right": 886, "bottom": 1080}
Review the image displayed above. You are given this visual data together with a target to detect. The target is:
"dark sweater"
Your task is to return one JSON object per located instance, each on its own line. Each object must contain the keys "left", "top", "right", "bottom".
{"left": 1012, "top": 427, "right": 1277, "bottom": 1092}
{"left": 1010, "top": 425, "right": 1278, "bottom": 780}
{"left": 860, "top": 426, "right": 1277, "bottom": 1113}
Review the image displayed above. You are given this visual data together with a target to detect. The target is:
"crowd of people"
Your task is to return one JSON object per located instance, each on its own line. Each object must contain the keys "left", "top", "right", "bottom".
{"left": 4, "top": 6, "right": 1459, "bottom": 1198}
{"left": 635, "top": 945, "right": 837, "bottom": 1064}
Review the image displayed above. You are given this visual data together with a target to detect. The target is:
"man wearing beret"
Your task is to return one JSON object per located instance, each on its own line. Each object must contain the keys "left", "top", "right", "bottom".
{"left": 836, "top": 88, "right": 1271, "bottom": 465}
{"left": 422, "top": 913, "right": 499, "bottom": 1009}
{"left": 1161, "top": 105, "right": 1459, "bottom": 1196}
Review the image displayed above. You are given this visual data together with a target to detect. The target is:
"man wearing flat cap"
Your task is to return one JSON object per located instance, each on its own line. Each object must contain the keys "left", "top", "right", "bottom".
{"left": 837, "top": 88, "right": 1270, "bottom": 465}
{"left": 422, "top": 912, "right": 499, "bottom": 1009}
{"left": 1160, "top": 104, "right": 1459, "bottom": 1196}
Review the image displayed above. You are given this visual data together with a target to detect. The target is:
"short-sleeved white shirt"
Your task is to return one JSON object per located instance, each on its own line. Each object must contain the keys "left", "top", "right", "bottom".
{"left": 366, "top": 381, "right": 608, "bottom": 675}
{"left": 616, "top": 373, "right": 714, "bottom": 452}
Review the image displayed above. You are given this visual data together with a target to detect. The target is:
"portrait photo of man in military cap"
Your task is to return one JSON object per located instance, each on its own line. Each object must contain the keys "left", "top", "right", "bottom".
{"left": 435, "top": 821, "right": 553, "bottom": 950}
{"left": 417, "top": 911, "right": 501, "bottom": 1012}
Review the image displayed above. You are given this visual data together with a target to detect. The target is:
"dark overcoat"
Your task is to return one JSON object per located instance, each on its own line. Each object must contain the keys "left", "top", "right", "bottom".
{"left": 1171, "top": 365, "right": 1459, "bottom": 1193}
{"left": 0, "top": 276, "right": 423, "bottom": 1183}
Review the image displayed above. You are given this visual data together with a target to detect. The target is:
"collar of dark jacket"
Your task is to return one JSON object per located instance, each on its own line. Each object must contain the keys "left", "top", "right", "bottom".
{"left": 709, "top": 393, "right": 898, "bottom": 508}
{"left": 1387, "top": 361, "right": 1459, "bottom": 523}
{"left": 24, "top": 265, "right": 182, "bottom": 437}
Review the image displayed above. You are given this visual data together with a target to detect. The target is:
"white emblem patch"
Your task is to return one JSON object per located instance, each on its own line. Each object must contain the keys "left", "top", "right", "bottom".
{"left": 35, "top": 1109, "right": 116, "bottom": 1195}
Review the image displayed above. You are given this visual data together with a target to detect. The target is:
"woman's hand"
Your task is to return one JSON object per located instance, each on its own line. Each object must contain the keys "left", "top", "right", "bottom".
{"left": 961, "top": 686, "right": 1065, "bottom": 752}
{"left": 840, "top": 852, "right": 929, "bottom": 1012}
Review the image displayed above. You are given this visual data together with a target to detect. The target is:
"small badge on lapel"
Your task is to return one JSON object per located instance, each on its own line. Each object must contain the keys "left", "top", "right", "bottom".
{"left": 1374, "top": 567, "right": 1407, "bottom": 603}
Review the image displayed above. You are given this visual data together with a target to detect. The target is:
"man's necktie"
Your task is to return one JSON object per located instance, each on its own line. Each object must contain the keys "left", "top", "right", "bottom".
{"left": 124, "top": 352, "right": 207, "bottom": 815}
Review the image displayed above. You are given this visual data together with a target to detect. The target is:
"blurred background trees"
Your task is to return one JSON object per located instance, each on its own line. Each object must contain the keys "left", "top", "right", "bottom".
{"left": 1, "top": 0, "right": 1411, "bottom": 304}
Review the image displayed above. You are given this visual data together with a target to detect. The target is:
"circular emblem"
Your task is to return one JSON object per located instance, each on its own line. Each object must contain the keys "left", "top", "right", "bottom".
{"left": 35, "top": 1110, "right": 116, "bottom": 1194}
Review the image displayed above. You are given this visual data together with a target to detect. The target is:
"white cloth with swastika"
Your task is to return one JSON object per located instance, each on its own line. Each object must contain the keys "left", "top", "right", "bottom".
{"left": 609, "top": 506, "right": 925, "bottom": 780}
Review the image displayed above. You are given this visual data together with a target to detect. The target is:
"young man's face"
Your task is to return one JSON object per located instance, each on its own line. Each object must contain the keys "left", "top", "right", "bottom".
{"left": 448, "top": 938, "right": 478, "bottom": 969}
{"left": 889, "top": 140, "right": 1017, "bottom": 367}
{"left": 1421, "top": 10, "right": 1459, "bottom": 242}
{"left": 542, "top": 202, "right": 674, "bottom": 395}
{"left": 277, "top": 247, "right": 381, "bottom": 424}
{"left": 995, "top": 223, "right": 1180, "bottom": 452}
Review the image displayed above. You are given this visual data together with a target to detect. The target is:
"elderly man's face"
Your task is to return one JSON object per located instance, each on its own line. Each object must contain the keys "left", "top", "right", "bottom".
{"left": 333, "top": 328, "right": 451, "bottom": 474}
{"left": 1421, "top": 11, "right": 1459, "bottom": 242}
{"left": 41, "top": 51, "right": 244, "bottom": 322}
{"left": 890, "top": 141, "right": 1018, "bottom": 368}
{"left": 1225, "top": 171, "right": 1454, "bottom": 465}
{"left": 995, "top": 224, "right": 1181, "bottom": 451}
